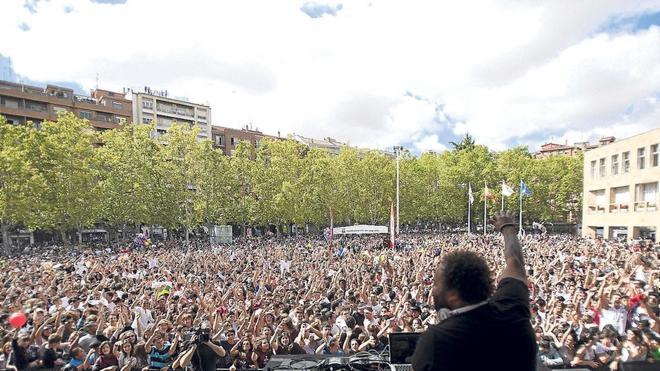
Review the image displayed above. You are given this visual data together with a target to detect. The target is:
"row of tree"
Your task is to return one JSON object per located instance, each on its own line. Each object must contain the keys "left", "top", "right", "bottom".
{"left": 0, "top": 114, "right": 583, "bottom": 249}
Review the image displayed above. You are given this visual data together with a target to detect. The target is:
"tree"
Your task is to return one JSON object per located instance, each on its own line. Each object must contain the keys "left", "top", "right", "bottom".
{"left": 192, "top": 141, "right": 234, "bottom": 228}
{"left": 158, "top": 123, "right": 204, "bottom": 243}
{"left": 449, "top": 133, "right": 476, "bottom": 151}
{"left": 0, "top": 117, "right": 47, "bottom": 252}
{"left": 38, "top": 112, "right": 97, "bottom": 244}
{"left": 226, "top": 140, "right": 258, "bottom": 234}
{"left": 94, "top": 123, "right": 164, "bottom": 241}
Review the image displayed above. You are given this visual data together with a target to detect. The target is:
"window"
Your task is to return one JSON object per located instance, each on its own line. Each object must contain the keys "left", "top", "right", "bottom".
{"left": 638, "top": 147, "right": 645, "bottom": 170}
{"left": 26, "top": 101, "right": 46, "bottom": 112}
{"left": 53, "top": 106, "right": 68, "bottom": 114}
{"left": 214, "top": 135, "right": 224, "bottom": 146}
{"left": 230, "top": 137, "right": 236, "bottom": 145}
{"left": 50, "top": 91, "right": 68, "bottom": 98}
{"left": 1, "top": 97, "right": 19, "bottom": 109}
{"left": 590, "top": 161, "right": 596, "bottom": 178}
{"left": 112, "top": 101, "right": 122, "bottom": 110}
{"left": 142, "top": 100, "right": 154, "bottom": 109}
{"left": 635, "top": 182, "right": 658, "bottom": 210}
{"left": 96, "top": 112, "right": 111, "bottom": 122}
{"left": 591, "top": 189, "right": 606, "bottom": 213}
{"left": 79, "top": 110, "right": 92, "bottom": 120}
{"left": 622, "top": 151, "right": 630, "bottom": 173}
{"left": 612, "top": 186, "right": 630, "bottom": 207}
{"left": 142, "top": 117, "right": 153, "bottom": 124}
{"left": 611, "top": 154, "right": 618, "bottom": 175}
{"left": 599, "top": 158, "right": 606, "bottom": 177}
{"left": 652, "top": 144, "right": 658, "bottom": 167}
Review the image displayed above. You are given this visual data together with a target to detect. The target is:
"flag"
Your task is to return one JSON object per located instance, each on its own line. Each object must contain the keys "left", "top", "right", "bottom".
{"left": 468, "top": 183, "right": 474, "bottom": 204}
{"left": 501, "top": 181, "right": 514, "bottom": 197}
{"left": 484, "top": 184, "right": 496, "bottom": 201}
{"left": 520, "top": 180, "right": 532, "bottom": 197}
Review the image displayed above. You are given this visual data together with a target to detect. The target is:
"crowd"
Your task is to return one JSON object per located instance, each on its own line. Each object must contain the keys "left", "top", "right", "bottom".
{"left": 0, "top": 232, "right": 658, "bottom": 370}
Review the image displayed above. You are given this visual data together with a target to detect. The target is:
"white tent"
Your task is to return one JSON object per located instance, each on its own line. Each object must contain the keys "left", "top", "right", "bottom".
{"left": 332, "top": 224, "right": 388, "bottom": 235}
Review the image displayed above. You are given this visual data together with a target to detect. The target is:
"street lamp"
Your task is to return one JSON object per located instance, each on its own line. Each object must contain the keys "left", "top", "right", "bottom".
{"left": 393, "top": 146, "right": 403, "bottom": 235}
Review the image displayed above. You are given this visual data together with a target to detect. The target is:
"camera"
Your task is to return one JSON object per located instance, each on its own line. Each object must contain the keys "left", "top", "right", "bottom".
{"left": 185, "top": 327, "right": 211, "bottom": 347}
{"left": 197, "top": 328, "right": 211, "bottom": 343}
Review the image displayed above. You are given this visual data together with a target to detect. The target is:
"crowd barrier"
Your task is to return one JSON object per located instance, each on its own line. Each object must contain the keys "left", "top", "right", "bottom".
{"left": 546, "top": 360, "right": 657, "bottom": 371}
{"left": 1, "top": 361, "right": 655, "bottom": 371}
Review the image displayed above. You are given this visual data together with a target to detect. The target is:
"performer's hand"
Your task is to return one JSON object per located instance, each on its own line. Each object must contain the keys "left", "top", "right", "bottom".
{"left": 490, "top": 211, "right": 516, "bottom": 233}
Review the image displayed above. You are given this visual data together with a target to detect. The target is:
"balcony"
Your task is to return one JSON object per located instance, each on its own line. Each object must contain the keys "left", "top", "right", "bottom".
{"left": 634, "top": 201, "right": 658, "bottom": 212}
{"left": 0, "top": 104, "right": 51, "bottom": 120}
{"left": 608, "top": 203, "right": 630, "bottom": 213}
{"left": 588, "top": 205, "right": 607, "bottom": 214}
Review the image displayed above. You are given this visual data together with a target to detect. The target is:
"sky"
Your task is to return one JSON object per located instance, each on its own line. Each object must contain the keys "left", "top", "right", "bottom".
{"left": 1, "top": 0, "right": 660, "bottom": 153}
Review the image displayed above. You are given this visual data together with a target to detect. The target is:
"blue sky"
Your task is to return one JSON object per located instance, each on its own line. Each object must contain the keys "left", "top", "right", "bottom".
{"left": 1, "top": 0, "right": 660, "bottom": 154}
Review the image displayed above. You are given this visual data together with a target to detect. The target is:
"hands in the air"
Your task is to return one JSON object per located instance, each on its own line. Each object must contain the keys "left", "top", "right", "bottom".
{"left": 489, "top": 211, "right": 516, "bottom": 234}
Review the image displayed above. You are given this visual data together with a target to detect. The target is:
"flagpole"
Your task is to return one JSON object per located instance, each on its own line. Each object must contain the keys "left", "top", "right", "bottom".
{"left": 467, "top": 182, "right": 471, "bottom": 234}
{"left": 483, "top": 181, "right": 487, "bottom": 235}
{"left": 501, "top": 180, "right": 505, "bottom": 211}
{"left": 519, "top": 179, "right": 523, "bottom": 236}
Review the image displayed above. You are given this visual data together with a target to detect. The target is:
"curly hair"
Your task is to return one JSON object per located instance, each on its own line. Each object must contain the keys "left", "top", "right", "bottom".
{"left": 437, "top": 250, "right": 494, "bottom": 304}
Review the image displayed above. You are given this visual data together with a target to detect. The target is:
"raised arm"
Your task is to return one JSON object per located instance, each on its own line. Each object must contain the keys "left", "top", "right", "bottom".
{"left": 491, "top": 211, "right": 527, "bottom": 284}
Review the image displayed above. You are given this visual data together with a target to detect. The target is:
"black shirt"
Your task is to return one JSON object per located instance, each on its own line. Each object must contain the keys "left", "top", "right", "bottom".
{"left": 216, "top": 340, "right": 235, "bottom": 368}
{"left": 190, "top": 342, "right": 222, "bottom": 371}
{"left": 412, "top": 278, "right": 537, "bottom": 371}
{"left": 39, "top": 347, "right": 58, "bottom": 369}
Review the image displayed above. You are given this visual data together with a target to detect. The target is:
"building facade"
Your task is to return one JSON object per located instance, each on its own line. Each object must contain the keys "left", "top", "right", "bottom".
{"left": 535, "top": 137, "right": 615, "bottom": 159}
{"left": 132, "top": 89, "right": 211, "bottom": 140}
{"left": 291, "top": 133, "right": 395, "bottom": 158}
{"left": 211, "top": 125, "right": 280, "bottom": 156}
{"left": 582, "top": 128, "right": 660, "bottom": 241}
{"left": 292, "top": 134, "right": 345, "bottom": 155}
{"left": 0, "top": 80, "right": 132, "bottom": 130}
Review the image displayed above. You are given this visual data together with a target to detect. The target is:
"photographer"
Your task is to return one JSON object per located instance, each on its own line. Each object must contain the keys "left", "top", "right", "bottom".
{"left": 175, "top": 323, "right": 225, "bottom": 371}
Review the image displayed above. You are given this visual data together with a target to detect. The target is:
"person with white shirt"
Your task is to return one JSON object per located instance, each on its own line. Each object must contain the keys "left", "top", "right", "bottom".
{"left": 597, "top": 282, "right": 628, "bottom": 336}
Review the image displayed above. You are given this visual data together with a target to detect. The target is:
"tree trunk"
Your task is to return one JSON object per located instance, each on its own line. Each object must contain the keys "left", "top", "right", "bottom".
{"left": 108, "top": 226, "right": 115, "bottom": 244}
{"left": 61, "top": 230, "right": 69, "bottom": 246}
{"left": 1, "top": 222, "right": 11, "bottom": 255}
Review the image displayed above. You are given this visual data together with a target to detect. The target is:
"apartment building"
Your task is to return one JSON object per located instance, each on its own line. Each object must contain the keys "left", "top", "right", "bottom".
{"left": 132, "top": 88, "right": 211, "bottom": 140}
{"left": 582, "top": 128, "right": 660, "bottom": 241}
{"left": 0, "top": 80, "right": 132, "bottom": 130}
{"left": 211, "top": 125, "right": 281, "bottom": 156}
{"left": 534, "top": 137, "right": 615, "bottom": 159}
{"left": 291, "top": 133, "right": 395, "bottom": 158}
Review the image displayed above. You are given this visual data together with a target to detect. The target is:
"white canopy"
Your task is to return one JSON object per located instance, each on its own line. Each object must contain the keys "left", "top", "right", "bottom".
{"left": 332, "top": 224, "right": 388, "bottom": 235}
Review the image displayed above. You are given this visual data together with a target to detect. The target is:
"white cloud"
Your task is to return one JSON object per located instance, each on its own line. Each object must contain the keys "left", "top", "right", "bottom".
{"left": 1, "top": 0, "right": 659, "bottom": 152}
{"left": 413, "top": 134, "right": 447, "bottom": 153}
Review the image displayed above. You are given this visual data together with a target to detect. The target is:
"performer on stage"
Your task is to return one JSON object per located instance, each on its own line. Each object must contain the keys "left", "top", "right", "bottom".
{"left": 412, "top": 211, "right": 537, "bottom": 371}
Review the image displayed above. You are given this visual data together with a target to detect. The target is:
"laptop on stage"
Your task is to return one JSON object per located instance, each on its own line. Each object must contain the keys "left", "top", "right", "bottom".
{"left": 388, "top": 332, "right": 421, "bottom": 371}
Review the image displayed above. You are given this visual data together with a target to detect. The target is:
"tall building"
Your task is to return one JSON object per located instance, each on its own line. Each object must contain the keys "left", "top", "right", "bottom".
{"left": 0, "top": 80, "right": 131, "bottom": 129}
{"left": 582, "top": 128, "right": 660, "bottom": 241}
{"left": 131, "top": 88, "right": 211, "bottom": 140}
{"left": 535, "top": 137, "right": 615, "bottom": 159}
{"left": 211, "top": 124, "right": 281, "bottom": 156}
